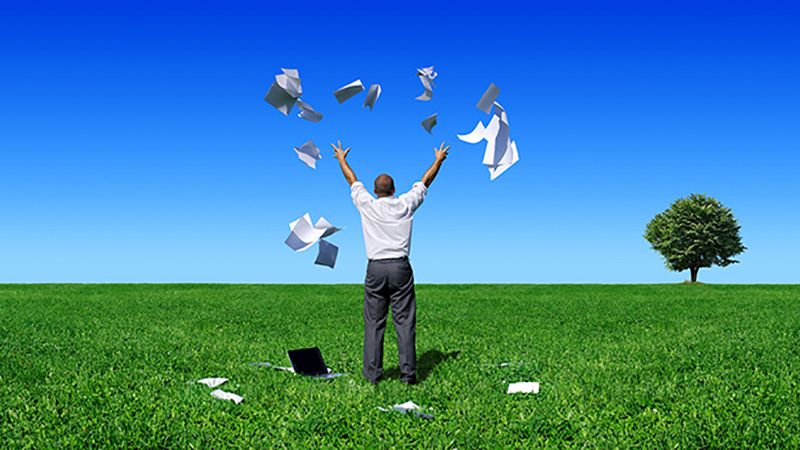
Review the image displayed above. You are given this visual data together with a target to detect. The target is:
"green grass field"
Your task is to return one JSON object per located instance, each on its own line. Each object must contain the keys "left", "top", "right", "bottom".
{"left": 2, "top": 284, "right": 799, "bottom": 448}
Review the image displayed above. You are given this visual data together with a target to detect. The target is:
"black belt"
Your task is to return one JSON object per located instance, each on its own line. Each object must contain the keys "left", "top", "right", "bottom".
{"left": 369, "top": 256, "right": 408, "bottom": 262}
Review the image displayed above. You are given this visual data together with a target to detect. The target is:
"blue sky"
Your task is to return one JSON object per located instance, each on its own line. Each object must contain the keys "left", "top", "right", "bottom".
{"left": 1, "top": 1, "right": 798, "bottom": 283}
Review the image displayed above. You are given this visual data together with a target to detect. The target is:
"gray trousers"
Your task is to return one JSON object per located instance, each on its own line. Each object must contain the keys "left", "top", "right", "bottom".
{"left": 363, "top": 257, "right": 416, "bottom": 383}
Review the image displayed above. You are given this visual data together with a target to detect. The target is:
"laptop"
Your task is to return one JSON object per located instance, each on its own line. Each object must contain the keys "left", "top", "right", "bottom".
{"left": 287, "top": 347, "right": 329, "bottom": 376}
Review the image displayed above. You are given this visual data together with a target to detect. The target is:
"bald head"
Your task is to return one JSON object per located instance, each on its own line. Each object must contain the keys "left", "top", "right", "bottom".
{"left": 374, "top": 174, "right": 395, "bottom": 198}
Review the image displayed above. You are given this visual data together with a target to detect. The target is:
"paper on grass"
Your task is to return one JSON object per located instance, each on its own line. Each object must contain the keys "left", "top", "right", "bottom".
{"left": 211, "top": 389, "right": 244, "bottom": 404}
{"left": 394, "top": 401, "right": 420, "bottom": 412}
{"left": 507, "top": 382, "right": 540, "bottom": 394}
{"left": 197, "top": 377, "right": 228, "bottom": 388}
{"left": 334, "top": 79, "right": 365, "bottom": 103}
{"left": 248, "top": 362, "right": 272, "bottom": 368}
{"left": 363, "top": 84, "right": 382, "bottom": 110}
{"left": 314, "top": 239, "right": 339, "bottom": 268}
{"left": 421, "top": 113, "right": 438, "bottom": 134}
{"left": 250, "top": 361, "right": 344, "bottom": 378}
{"left": 457, "top": 102, "right": 519, "bottom": 180}
{"left": 296, "top": 99, "right": 323, "bottom": 123}
{"left": 476, "top": 82, "right": 500, "bottom": 114}
{"left": 293, "top": 140, "right": 322, "bottom": 169}
{"left": 378, "top": 400, "right": 433, "bottom": 419}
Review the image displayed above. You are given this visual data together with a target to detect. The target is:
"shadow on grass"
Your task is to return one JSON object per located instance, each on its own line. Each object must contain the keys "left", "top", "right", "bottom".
{"left": 384, "top": 350, "right": 461, "bottom": 383}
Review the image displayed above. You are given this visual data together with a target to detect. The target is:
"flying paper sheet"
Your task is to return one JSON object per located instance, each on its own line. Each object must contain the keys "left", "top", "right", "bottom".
{"left": 211, "top": 389, "right": 244, "bottom": 404}
{"left": 415, "top": 66, "right": 437, "bottom": 101}
{"left": 197, "top": 378, "right": 228, "bottom": 388}
{"left": 285, "top": 213, "right": 328, "bottom": 252}
{"left": 276, "top": 68, "right": 302, "bottom": 98}
{"left": 363, "top": 84, "right": 382, "bottom": 110}
{"left": 476, "top": 82, "right": 500, "bottom": 114}
{"left": 264, "top": 68, "right": 303, "bottom": 115}
{"left": 334, "top": 79, "right": 365, "bottom": 103}
{"left": 293, "top": 140, "right": 322, "bottom": 169}
{"left": 296, "top": 99, "right": 323, "bottom": 123}
{"left": 421, "top": 113, "right": 438, "bottom": 134}
{"left": 457, "top": 102, "right": 519, "bottom": 180}
{"left": 507, "top": 382, "right": 540, "bottom": 394}
{"left": 285, "top": 213, "right": 342, "bottom": 267}
{"left": 314, "top": 239, "right": 338, "bottom": 268}
{"left": 314, "top": 216, "right": 342, "bottom": 238}
{"left": 264, "top": 83, "right": 297, "bottom": 116}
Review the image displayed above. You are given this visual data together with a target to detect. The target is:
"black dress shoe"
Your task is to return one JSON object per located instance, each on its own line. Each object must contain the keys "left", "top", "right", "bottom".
{"left": 400, "top": 376, "right": 417, "bottom": 385}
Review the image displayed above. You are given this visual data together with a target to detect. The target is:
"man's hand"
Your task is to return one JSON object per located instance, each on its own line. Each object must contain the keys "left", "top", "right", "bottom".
{"left": 331, "top": 140, "right": 357, "bottom": 186}
{"left": 434, "top": 141, "right": 450, "bottom": 162}
{"left": 422, "top": 141, "right": 450, "bottom": 188}
{"left": 331, "top": 140, "right": 350, "bottom": 161}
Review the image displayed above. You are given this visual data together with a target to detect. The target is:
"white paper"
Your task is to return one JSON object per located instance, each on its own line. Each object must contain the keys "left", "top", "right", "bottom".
{"left": 293, "top": 140, "right": 322, "bottom": 169}
{"left": 363, "top": 84, "right": 381, "bottom": 110}
{"left": 276, "top": 68, "right": 302, "bottom": 98}
{"left": 264, "top": 82, "right": 297, "bottom": 115}
{"left": 380, "top": 401, "right": 434, "bottom": 419}
{"left": 248, "top": 362, "right": 272, "bottom": 367}
{"left": 197, "top": 377, "right": 228, "bottom": 388}
{"left": 314, "top": 216, "right": 342, "bottom": 238}
{"left": 456, "top": 121, "right": 486, "bottom": 144}
{"left": 317, "top": 372, "right": 345, "bottom": 379}
{"left": 476, "top": 82, "right": 500, "bottom": 114}
{"left": 334, "top": 79, "right": 365, "bottom": 104}
{"left": 421, "top": 113, "right": 438, "bottom": 134}
{"left": 264, "top": 68, "right": 303, "bottom": 115}
{"left": 415, "top": 66, "right": 437, "bottom": 101}
{"left": 285, "top": 214, "right": 327, "bottom": 252}
{"left": 507, "top": 382, "right": 540, "bottom": 394}
{"left": 211, "top": 389, "right": 244, "bottom": 404}
{"left": 314, "top": 239, "right": 338, "bottom": 268}
{"left": 457, "top": 102, "right": 519, "bottom": 180}
{"left": 255, "top": 361, "right": 344, "bottom": 378}
{"left": 296, "top": 99, "right": 323, "bottom": 123}
{"left": 285, "top": 214, "right": 342, "bottom": 268}
{"left": 394, "top": 401, "right": 420, "bottom": 412}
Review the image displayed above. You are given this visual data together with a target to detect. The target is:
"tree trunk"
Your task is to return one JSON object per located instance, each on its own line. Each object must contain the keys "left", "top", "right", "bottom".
{"left": 690, "top": 267, "right": 699, "bottom": 283}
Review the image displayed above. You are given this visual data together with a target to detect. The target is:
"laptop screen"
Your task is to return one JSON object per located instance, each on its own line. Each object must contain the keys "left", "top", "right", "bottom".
{"left": 287, "top": 347, "right": 328, "bottom": 376}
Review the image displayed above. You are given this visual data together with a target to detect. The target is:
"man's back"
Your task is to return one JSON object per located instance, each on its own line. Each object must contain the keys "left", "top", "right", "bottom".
{"left": 350, "top": 181, "right": 427, "bottom": 261}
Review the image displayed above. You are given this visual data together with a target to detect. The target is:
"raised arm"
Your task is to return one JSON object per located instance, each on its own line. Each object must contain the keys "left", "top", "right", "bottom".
{"left": 332, "top": 140, "right": 357, "bottom": 186}
{"left": 421, "top": 142, "right": 450, "bottom": 188}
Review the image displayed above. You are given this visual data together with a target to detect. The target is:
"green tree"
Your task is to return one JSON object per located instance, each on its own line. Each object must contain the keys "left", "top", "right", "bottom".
{"left": 644, "top": 194, "right": 745, "bottom": 283}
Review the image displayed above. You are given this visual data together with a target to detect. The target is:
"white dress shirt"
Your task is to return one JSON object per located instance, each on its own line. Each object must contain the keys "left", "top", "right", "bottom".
{"left": 350, "top": 181, "right": 428, "bottom": 260}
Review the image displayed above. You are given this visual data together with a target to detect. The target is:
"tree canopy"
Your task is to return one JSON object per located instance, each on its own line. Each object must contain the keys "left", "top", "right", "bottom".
{"left": 644, "top": 194, "right": 745, "bottom": 282}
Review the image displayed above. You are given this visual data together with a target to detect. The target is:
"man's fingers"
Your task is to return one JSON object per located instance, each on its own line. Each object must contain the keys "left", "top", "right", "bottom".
{"left": 444, "top": 145, "right": 451, "bottom": 152}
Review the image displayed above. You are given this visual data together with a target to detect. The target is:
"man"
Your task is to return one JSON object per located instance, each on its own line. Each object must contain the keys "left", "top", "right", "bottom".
{"left": 332, "top": 140, "right": 450, "bottom": 385}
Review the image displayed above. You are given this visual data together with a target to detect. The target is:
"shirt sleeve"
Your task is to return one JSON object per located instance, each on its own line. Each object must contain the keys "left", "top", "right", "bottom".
{"left": 350, "top": 181, "right": 374, "bottom": 208}
{"left": 398, "top": 182, "right": 428, "bottom": 213}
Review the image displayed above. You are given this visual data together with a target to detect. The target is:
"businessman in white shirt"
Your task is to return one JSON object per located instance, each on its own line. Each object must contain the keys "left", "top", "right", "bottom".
{"left": 332, "top": 140, "right": 449, "bottom": 385}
